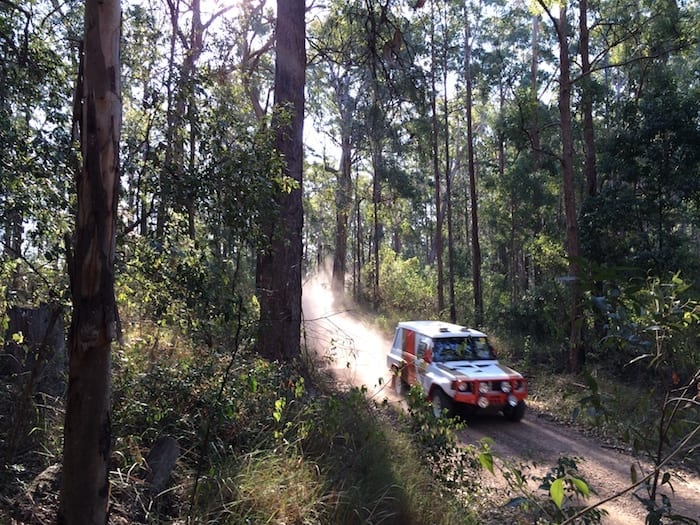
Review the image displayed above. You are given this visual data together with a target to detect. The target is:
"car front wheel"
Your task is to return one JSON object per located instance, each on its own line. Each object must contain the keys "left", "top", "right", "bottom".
{"left": 503, "top": 400, "right": 526, "bottom": 422}
{"left": 431, "top": 389, "right": 454, "bottom": 418}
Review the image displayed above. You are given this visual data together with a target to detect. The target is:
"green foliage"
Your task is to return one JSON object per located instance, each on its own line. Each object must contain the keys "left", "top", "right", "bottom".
{"left": 633, "top": 463, "right": 700, "bottom": 525}
{"left": 575, "top": 270, "right": 700, "bottom": 521}
{"left": 490, "top": 279, "right": 569, "bottom": 365}
{"left": 584, "top": 270, "right": 700, "bottom": 375}
{"left": 377, "top": 247, "right": 437, "bottom": 318}
{"left": 574, "top": 371, "right": 700, "bottom": 524}
{"left": 403, "top": 385, "right": 483, "bottom": 495}
{"left": 0, "top": 0, "right": 75, "bottom": 317}
{"left": 113, "top": 339, "right": 306, "bottom": 456}
{"left": 111, "top": 314, "right": 485, "bottom": 525}
{"left": 499, "top": 455, "right": 605, "bottom": 524}
{"left": 1, "top": 0, "right": 699, "bottom": 522}
{"left": 571, "top": 370, "right": 611, "bottom": 425}
{"left": 590, "top": 64, "right": 700, "bottom": 277}
{"left": 198, "top": 110, "right": 286, "bottom": 252}
{"left": 0, "top": 0, "right": 76, "bottom": 249}
{"left": 118, "top": 234, "right": 259, "bottom": 349}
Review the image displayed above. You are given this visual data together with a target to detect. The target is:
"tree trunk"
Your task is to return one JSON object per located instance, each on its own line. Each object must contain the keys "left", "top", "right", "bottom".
{"left": 185, "top": 0, "right": 203, "bottom": 240}
{"left": 371, "top": 142, "right": 382, "bottom": 309}
{"left": 530, "top": 14, "right": 542, "bottom": 171}
{"left": 579, "top": 0, "right": 597, "bottom": 197}
{"left": 354, "top": 190, "right": 363, "bottom": 302}
{"left": 443, "top": 1, "right": 456, "bottom": 323}
{"left": 465, "top": 11, "right": 483, "bottom": 327}
{"left": 332, "top": 134, "right": 352, "bottom": 294}
{"left": 429, "top": 8, "right": 444, "bottom": 314}
{"left": 364, "top": 0, "right": 384, "bottom": 311}
{"left": 157, "top": 1, "right": 180, "bottom": 237}
{"left": 256, "top": 0, "right": 305, "bottom": 361}
{"left": 59, "top": 0, "right": 121, "bottom": 521}
{"left": 158, "top": 0, "right": 204, "bottom": 239}
{"left": 330, "top": 71, "right": 354, "bottom": 295}
{"left": 541, "top": 0, "right": 584, "bottom": 372}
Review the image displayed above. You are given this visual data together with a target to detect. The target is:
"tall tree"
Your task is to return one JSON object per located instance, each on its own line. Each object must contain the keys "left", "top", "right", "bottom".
{"left": 579, "top": 0, "right": 597, "bottom": 198}
{"left": 442, "top": 7, "right": 456, "bottom": 323}
{"left": 333, "top": 123, "right": 354, "bottom": 293}
{"left": 538, "top": 0, "right": 583, "bottom": 372}
{"left": 429, "top": 1, "right": 445, "bottom": 314}
{"left": 464, "top": 5, "right": 483, "bottom": 327}
{"left": 366, "top": 0, "right": 386, "bottom": 310}
{"left": 307, "top": 5, "right": 363, "bottom": 294}
{"left": 256, "top": 0, "right": 306, "bottom": 360}
{"left": 59, "top": 0, "right": 121, "bottom": 521}
{"left": 157, "top": 0, "right": 232, "bottom": 240}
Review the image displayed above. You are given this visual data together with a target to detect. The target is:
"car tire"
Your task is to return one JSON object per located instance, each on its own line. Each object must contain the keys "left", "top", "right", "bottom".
{"left": 503, "top": 400, "right": 526, "bottom": 422}
{"left": 432, "top": 388, "right": 454, "bottom": 418}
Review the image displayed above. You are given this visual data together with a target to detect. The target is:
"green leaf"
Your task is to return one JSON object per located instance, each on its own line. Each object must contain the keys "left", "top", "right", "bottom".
{"left": 273, "top": 398, "right": 285, "bottom": 422}
{"left": 550, "top": 478, "right": 565, "bottom": 509}
{"left": 572, "top": 476, "right": 590, "bottom": 497}
{"left": 478, "top": 451, "right": 494, "bottom": 474}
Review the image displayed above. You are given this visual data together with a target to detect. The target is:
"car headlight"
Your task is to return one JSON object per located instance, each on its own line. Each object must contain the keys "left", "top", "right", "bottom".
{"left": 501, "top": 382, "right": 512, "bottom": 393}
{"left": 478, "top": 382, "right": 490, "bottom": 394}
{"left": 456, "top": 382, "right": 469, "bottom": 392}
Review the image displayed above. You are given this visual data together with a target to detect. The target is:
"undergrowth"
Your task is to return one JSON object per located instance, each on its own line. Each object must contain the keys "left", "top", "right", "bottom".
{"left": 4, "top": 301, "right": 695, "bottom": 523}
{"left": 0, "top": 320, "right": 483, "bottom": 525}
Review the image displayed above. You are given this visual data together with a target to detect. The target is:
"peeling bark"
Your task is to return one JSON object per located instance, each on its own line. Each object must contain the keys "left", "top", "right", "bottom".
{"left": 59, "top": 0, "right": 121, "bottom": 522}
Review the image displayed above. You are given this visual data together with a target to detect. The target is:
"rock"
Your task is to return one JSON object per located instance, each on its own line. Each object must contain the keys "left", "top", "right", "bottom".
{"left": 145, "top": 436, "right": 179, "bottom": 492}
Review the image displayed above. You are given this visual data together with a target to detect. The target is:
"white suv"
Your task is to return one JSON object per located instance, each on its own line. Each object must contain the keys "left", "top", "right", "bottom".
{"left": 387, "top": 320, "right": 527, "bottom": 421}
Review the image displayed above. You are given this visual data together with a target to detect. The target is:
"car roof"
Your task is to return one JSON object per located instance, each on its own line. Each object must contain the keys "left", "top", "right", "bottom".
{"left": 396, "top": 320, "right": 487, "bottom": 338}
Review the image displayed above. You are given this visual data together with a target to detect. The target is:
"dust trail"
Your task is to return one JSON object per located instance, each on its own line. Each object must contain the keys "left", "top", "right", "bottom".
{"left": 301, "top": 269, "right": 398, "bottom": 404}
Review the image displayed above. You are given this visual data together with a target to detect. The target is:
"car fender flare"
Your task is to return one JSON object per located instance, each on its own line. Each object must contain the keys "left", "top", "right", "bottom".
{"left": 427, "top": 383, "right": 445, "bottom": 401}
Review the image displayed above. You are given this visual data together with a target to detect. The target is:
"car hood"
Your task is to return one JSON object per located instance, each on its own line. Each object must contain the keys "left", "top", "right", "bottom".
{"left": 435, "top": 360, "right": 522, "bottom": 380}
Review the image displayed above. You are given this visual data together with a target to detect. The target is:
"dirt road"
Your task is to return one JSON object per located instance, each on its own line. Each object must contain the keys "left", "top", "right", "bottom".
{"left": 460, "top": 413, "right": 700, "bottom": 524}
{"left": 302, "top": 273, "right": 700, "bottom": 525}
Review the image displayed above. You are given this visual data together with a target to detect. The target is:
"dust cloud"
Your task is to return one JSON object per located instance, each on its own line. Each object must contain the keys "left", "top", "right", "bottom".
{"left": 301, "top": 268, "right": 399, "bottom": 405}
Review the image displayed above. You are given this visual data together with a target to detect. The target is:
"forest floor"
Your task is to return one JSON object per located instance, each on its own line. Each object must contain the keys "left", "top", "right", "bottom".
{"left": 301, "top": 271, "right": 700, "bottom": 525}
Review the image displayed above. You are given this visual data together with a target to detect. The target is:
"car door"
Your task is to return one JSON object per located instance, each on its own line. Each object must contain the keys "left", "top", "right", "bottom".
{"left": 403, "top": 329, "right": 416, "bottom": 385}
{"left": 414, "top": 337, "right": 432, "bottom": 392}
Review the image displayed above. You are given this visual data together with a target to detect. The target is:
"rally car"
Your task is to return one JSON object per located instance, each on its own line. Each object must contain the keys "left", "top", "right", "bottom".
{"left": 387, "top": 320, "right": 527, "bottom": 421}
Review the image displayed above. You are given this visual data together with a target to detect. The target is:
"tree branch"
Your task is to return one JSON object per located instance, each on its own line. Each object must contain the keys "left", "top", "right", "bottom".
{"left": 561, "top": 423, "right": 700, "bottom": 525}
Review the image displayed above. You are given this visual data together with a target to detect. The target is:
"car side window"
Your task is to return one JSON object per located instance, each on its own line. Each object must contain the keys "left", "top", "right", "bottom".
{"left": 392, "top": 328, "right": 403, "bottom": 350}
{"left": 417, "top": 339, "right": 430, "bottom": 359}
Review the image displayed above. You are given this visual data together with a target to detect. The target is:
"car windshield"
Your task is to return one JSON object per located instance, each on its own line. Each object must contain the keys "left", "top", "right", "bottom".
{"left": 432, "top": 336, "right": 495, "bottom": 362}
